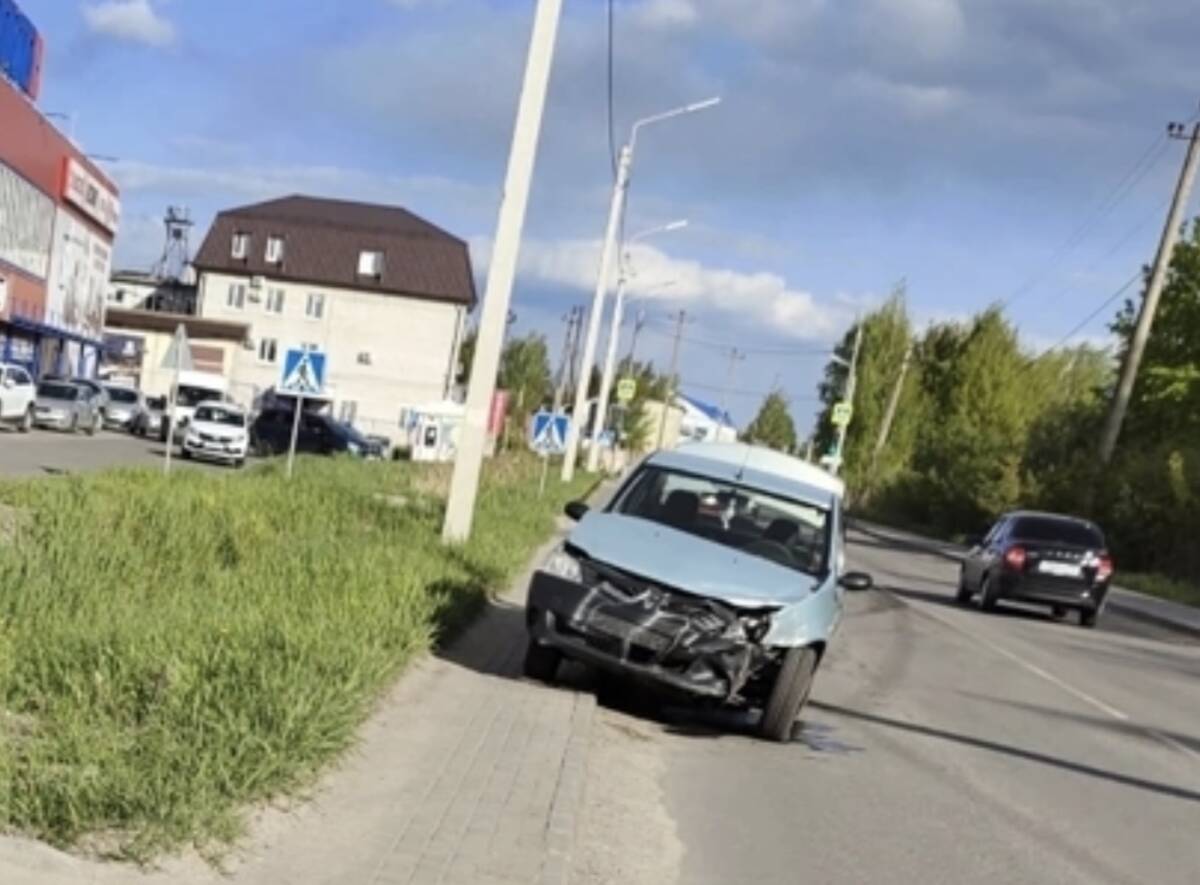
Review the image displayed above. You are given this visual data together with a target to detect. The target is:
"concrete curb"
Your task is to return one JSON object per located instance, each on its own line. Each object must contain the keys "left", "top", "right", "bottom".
{"left": 850, "top": 517, "right": 1200, "bottom": 639}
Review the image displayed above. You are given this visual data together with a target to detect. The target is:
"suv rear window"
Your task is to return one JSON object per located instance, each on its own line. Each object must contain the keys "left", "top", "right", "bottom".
{"left": 1010, "top": 516, "right": 1104, "bottom": 548}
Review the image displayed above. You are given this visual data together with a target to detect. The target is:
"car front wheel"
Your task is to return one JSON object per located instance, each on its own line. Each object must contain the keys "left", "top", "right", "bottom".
{"left": 979, "top": 574, "right": 999, "bottom": 612}
{"left": 19, "top": 406, "right": 32, "bottom": 434}
{"left": 955, "top": 570, "right": 973, "bottom": 604}
{"left": 760, "top": 646, "right": 818, "bottom": 743}
{"left": 522, "top": 640, "right": 561, "bottom": 683}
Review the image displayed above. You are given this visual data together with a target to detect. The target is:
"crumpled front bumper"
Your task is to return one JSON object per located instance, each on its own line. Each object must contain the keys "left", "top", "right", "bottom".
{"left": 526, "top": 571, "right": 770, "bottom": 701}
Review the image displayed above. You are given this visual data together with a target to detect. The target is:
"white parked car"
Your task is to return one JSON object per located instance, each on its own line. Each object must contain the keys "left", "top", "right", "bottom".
{"left": 0, "top": 363, "right": 36, "bottom": 432}
{"left": 181, "top": 401, "right": 249, "bottom": 468}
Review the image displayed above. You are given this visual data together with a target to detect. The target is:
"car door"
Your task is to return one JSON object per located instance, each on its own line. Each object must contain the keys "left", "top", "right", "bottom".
{"left": 965, "top": 518, "right": 1004, "bottom": 590}
{"left": 11, "top": 368, "right": 36, "bottom": 415}
{"left": 299, "top": 414, "right": 331, "bottom": 453}
{"left": 1, "top": 367, "right": 18, "bottom": 419}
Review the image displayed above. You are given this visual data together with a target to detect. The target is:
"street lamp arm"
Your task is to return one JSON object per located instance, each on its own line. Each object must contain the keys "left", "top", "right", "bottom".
{"left": 630, "top": 97, "right": 721, "bottom": 149}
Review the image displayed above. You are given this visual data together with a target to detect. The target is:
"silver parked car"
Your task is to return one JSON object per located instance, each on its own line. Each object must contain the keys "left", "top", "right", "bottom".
{"left": 132, "top": 395, "right": 167, "bottom": 438}
{"left": 33, "top": 381, "right": 103, "bottom": 435}
{"left": 523, "top": 443, "right": 874, "bottom": 742}
{"left": 101, "top": 384, "right": 144, "bottom": 431}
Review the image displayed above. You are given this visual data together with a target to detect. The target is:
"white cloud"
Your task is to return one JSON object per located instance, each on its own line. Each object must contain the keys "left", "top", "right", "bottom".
{"left": 82, "top": 0, "right": 175, "bottom": 48}
{"left": 475, "top": 236, "right": 854, "bottom": 340}
{"left": 635, "top": 0, "right": 699, "bottom": 29}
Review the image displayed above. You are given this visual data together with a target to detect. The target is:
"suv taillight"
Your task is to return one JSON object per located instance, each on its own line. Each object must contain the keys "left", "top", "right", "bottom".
{"left": 1096, "top": 554, "right": 1114, "bottom": 583}
{"left": 1003, "top": 546, "right": 1027, "bottom": 571}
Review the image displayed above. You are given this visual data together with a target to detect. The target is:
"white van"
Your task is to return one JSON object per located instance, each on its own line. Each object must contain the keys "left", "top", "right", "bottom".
{"left": 162, "top": 370, "right": 231, "bottom": 442}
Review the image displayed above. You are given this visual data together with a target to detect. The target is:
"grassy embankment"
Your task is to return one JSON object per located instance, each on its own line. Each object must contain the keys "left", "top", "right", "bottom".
{"left": 0, "top": 455, "right": 592, "bottom": 860}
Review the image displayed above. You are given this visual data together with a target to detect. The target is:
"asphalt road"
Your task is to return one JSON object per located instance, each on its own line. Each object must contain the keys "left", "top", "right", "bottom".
{"left": 574, "top": 525, "right": 1200, "bottom": 885}
{"left": 0, "top": 426, "right": 239, "bottom": 477}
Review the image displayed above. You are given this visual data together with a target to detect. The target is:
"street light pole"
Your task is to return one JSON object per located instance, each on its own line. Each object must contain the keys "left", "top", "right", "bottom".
{"left": 561, "top": 97, "right": 721, "bottom": 482}
{"left": 831, "top": 323, "right": 863, "bottom": 477}
{"left": 442, "top": 0, "right": 562, "bottom": 543}
{"left": 587, "top": 220, "right": 687, "bottom": 472}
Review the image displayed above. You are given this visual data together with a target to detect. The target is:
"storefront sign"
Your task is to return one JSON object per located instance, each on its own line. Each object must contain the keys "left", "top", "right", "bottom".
{"left": 62, "top": 158, "right": 119, "bottom": 234}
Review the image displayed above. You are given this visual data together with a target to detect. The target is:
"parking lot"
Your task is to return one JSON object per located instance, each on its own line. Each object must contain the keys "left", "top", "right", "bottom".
{"left": 0, "top": 426, "right": 240, "bottom": 478}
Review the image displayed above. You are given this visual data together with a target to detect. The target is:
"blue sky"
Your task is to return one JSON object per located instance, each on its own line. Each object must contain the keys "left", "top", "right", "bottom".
{"left": 26, "top": 0, "right": 1200, "bottom": 431}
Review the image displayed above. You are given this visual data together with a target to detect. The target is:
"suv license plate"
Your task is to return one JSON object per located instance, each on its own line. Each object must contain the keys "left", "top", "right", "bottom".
{"left": 1039, "top": 561, "right": 1082, "bottom": 578}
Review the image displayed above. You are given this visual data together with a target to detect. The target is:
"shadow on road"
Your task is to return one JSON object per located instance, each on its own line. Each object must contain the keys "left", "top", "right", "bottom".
{"left": 812, "top": 700, "right": 1200, "bottom": 804}
{"left": 885, "top": 584, "right": 1058, "bottom": 625}
{"left": 848, "top": 521, "right": 966, "bottom": 564}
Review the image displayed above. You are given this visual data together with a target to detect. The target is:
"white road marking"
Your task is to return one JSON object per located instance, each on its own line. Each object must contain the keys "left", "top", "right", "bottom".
{"left": 851, "top": 543, "right": 1200, "bottom": 765}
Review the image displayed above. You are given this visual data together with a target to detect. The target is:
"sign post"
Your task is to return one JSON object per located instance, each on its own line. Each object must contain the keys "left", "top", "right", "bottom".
{"left": 161, "top": 324, "right": 194, "bottom": 475}
{"left": 279, "top": 347, "right": 327, "bottom": 479}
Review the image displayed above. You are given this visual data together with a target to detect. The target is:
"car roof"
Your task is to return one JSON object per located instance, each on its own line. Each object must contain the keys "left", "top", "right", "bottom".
{"left": 647, "top": 443, "right": 844, "bottom": 509}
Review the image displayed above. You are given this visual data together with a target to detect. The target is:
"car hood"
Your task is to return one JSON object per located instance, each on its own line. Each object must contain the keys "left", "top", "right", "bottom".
{"left": 190, "top": 420, "right": 246, "bottom": 439}
{"left": 568, "top": 512, "right": 818, "bottom": 607}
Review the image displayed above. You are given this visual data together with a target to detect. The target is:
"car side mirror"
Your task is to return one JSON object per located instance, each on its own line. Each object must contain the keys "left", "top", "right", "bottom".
{"left": 2, "top": 378, "right": 12, "bottom": 389}
{"left": 839, "top": 572, "right": 874, "bottom": 592}
{"left": 564, "top": 501, "right": 589, "bottom": 522}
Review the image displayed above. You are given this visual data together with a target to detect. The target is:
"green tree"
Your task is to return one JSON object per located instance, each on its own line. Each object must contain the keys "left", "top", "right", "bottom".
{"left": 744, "top": 391, "right": 798, "bottom": 452}
{"left": 498, "top": 334, "right": 552, "bottom": 445}
{"left": 456, "top": 326, "right": 477, "bottom": 386}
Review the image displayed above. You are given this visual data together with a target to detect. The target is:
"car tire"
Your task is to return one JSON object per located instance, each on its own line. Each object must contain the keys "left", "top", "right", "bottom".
{"left": 1051, "top": 606, "right": 1067, "bottom": 620}
{"left": 760, "top": 646, "right": 818, "bottom": 743}
{"left": 180, "top": 447, "right": 192, "bottom": 461}
{"left": 1079, "top": 605, "right": 1101, "bottom": 629}
{"left": 19, "top": 406, "right": 32, "bottom": 434}
{"left": 522, "top": 640, "right": 561, "bottom": 683}
{"left": 979, "top": 574, "right": 998, "bottom": 612}
{"left": 234, "top": 458, "right": 245, "bottom": 470}
{"left": 955, "top": 570, "right": 974, "bottom": 604}
{"left": 70, "top": 414, "right": 80, "bottom": 435}
{"left": 86, "top": 415, "right": 99, "bottom": 437}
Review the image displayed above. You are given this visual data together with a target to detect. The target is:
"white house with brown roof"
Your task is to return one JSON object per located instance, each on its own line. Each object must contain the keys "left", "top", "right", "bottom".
{"left": 192, "top": 195, "right": 476, "bottom": 435}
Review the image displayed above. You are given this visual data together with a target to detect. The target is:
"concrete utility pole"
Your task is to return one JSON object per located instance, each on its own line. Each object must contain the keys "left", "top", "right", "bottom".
{"left": 656, "top": 310, "right": 689, "bottom": 449}
{"left": 626, "top": 304, "right": 647, "bottom": 366}
{"left": 831, "top": 322, "right": 864, "bottom": 477}
{"left": 562, "top": 97, "right": 720, "bottom": 482}
{"left": 1098, "top": 121, "right": 1200, "bottom": 465}
{"left": 553, "top": 306, "right": 581, "bottom": 413}
{"left": 588, "top": 221, "right": 687, "bottom": 473}
{"left": 720, "top": 348, "right": 746, "bottom": 429}
{"left": 870, "top": 342, "right": 913, "bottom": 476}
{"left": 442, "top": 0, "right": 562, "bottom": 543}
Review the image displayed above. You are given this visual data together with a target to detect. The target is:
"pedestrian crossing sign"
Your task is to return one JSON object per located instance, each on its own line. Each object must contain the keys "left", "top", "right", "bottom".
{"left": 280, "top": 348, "right": 327, "bottom": 396}
{"left": 530, "top": 411, "right": 569, "bottom": 455}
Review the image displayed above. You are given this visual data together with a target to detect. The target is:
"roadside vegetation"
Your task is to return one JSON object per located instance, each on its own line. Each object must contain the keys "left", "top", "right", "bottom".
{"left": 0, "top": 455, "right": 592, "bottom": 860}
{"left": 812, "top": 219, "right": 1200, "bottom": 604}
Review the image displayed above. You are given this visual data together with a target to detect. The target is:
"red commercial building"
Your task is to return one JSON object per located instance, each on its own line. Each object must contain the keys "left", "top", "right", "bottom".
{"left": 0, "top": 56, "right": 120, "bottom": 377}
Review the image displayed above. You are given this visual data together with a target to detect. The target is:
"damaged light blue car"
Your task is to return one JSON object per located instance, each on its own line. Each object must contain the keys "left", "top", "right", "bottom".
{"left": 523, "top": 442, "right": 874, "bottom": 742}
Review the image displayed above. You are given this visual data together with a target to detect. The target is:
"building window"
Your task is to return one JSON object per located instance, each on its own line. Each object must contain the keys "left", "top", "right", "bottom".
{"left": 339, "top": 401, "right": 358, "bottom": 423}
{"left": 231, "top": 232, "right": 249, "bottom": 259}
{"left": 265, "top": 236, "right": 285, "bottom": 264}
{"left": 257, "top": 337, "right": 278, "bottom": 364}
{"left": 227, "top": 283, "right": 246, "bottom": 309}
{"left": 357, "top": 351, "right": 372, "bottom": 366}
{"left": 265, "top": 288, "right": 286, "bottom": 314}
{"left": 358, "top": 250, "right": 384, "bottom": 277}
{"left": 305, "top": 292, "right": 326, "bottom": 320}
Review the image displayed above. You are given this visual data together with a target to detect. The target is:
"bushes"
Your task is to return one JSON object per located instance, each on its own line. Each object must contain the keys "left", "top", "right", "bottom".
{"left": 0, "top": 456, "right": 591, "bottom": 859}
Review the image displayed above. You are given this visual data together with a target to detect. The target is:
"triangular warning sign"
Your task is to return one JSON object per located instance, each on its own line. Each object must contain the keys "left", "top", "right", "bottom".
{"left": 281, "top": 351, "right": 322, "bottom": 395}
{"left": 160, "top": 324, "right": 194, "bottom": 372}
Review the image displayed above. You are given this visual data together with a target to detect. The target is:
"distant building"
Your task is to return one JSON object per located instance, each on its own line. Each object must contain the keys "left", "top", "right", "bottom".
{"left": 677, "top": 394, "right": 739, "bottom": 444}
{"left": 107, "top": 269, "right": 198, "bottom": 314}
{"left": 192, "top": 195, "right": 476, "bottom": 435}
{"left": 0, "top": 6, "right": 119, "bottom": 380}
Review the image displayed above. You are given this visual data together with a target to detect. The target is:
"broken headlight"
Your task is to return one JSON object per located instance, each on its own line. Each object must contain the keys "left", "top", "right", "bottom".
{"left": 737, "top": 611, "right": 774, "bottom": 643}
{"left": 541, "top": 545, "right": 584, "bottom": 583}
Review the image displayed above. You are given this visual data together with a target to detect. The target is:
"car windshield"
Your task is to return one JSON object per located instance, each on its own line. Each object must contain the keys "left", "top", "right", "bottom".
{"left": 612, "top": 465, "right": 831, "bottom": 577}
{"left": 37, "top": 382, "right": 79, "bottom": 401}
{"left": 1011, "top": 516, "right": 1104, "bottom": 548}
{"left": 193, "top": 406, "right": 245, "bottom": 427}
{"left": 105, "top": 387, "right": 139, "bottom": 404}
{"left": 177, "top": 385, "right": 223, "bottom": 408}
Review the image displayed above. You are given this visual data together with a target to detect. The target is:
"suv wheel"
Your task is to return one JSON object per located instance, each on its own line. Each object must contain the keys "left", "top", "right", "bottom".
{"left": 760, "top": 646, "right": 818, "bottom": 743}
{"left": 19, "top": 406, "right": 33, "bottom": 434}
{"left": 523, "top": 640, "right": 561, "bottom": 683}
{"left": 979, "top": 574, "right": 999, "bottom": 612}
{"left": 955, "top": 570, "right": 973, "bottom": 604}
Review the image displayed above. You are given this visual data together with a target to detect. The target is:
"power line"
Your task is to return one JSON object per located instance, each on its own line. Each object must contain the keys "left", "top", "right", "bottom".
{"left": 1036, "top": 269, "right": 1141, "bottom": 355}
{"left": 640, "top": 320, "right": 834, "bottom": 356}
{"left": 1002, "top": 132, "right": 1169, "bottom": 310}
{"left": 681, "top": 379, "right": 822, "bottom": 402}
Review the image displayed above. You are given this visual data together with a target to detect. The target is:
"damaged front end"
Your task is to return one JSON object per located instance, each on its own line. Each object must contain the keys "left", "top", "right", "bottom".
{"left": 527, "top": 553, "right": 779, "bottom": 703}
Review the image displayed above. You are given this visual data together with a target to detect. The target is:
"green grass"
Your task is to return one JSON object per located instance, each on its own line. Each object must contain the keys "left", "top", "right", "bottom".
{"left": 1119, "top": 572, "right": 1200, "bottom": 608}
{"left": 0, "top": 455, "right": 593, "bottom": 860}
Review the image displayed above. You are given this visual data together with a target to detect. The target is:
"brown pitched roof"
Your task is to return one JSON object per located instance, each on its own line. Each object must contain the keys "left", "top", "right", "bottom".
{"left": 193, "top": 195, "right": 477, "bottom": 307}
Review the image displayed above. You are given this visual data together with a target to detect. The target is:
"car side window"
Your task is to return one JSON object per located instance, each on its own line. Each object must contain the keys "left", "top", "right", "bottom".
{"left": 12, "top": 368, "right": 30, "bottom": 386}
{"left": 983, "top": 519, "right": 1006, "bottom": 547}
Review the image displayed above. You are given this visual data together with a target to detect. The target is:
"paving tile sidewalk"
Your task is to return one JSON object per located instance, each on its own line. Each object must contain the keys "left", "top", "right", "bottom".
{"left": 851, "top": 518, "right": 1200, "bottom": 638}
{"left": 1, "top": 517, "right": 597, "bottom": 885}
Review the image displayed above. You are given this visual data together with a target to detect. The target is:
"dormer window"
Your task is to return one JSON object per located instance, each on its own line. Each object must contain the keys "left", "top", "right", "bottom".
{"left": 231, "top": 232, "right": 249, "bottom": 259}
{"left": 358, "top": 250, "right": 384, "bottom": 277}
{"left": 265, "top": 236, "right": 285, "bottom": 264}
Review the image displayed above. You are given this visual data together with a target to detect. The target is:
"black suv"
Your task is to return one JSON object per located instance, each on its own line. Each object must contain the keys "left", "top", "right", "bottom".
{"left": 958, "top": 511, "right": 1114, "bottom": 627}
{"left": 251, "top": 408, "right": 378, "bottom": 458}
